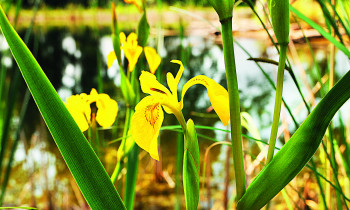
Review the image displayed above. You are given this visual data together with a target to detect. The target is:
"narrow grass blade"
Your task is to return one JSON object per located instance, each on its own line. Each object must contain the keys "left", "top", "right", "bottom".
{"left": 316, "top": 0, "right": 344, "bottom": 44}
{"left": 324, "top": 0, "right": 350, "bottom": 39}
{"left": 237, "top": 70, "right": 350, "bottom": 209}
{"left": 0, "top": 6, "right": 126, "bottom": 209}
{"left": 327, "top": 126, "right": 345, "bottom": 209}
{"left": 0, "top": 0, "right": 26, "bottom": 179}
{"left": 290, "top": 5, "right": 350, "bottom": 58}
{"left": 338, "top": 113, "right": 350, "bottom": 171}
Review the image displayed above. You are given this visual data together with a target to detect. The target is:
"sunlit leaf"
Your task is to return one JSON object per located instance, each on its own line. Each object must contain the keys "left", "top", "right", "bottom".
{"left": 137, "top": 12, "right": 150, "bottom": 47}
{"left": 290, "top": 5, "right": 350, "bottom": 58}
{"left": 0, "top": 7, "right": 126, "bottom": 209}
{"left": 237, "top": 70, "right": 350, "bottom": 209}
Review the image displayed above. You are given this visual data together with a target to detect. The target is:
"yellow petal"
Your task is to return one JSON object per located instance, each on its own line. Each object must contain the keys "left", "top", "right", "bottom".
{"left": 95, "top": 94, "right": 119, "bottom": 128}
{"left": 166, "top": 60, "right": 185, "bottom": 99}
{"left": 124, "top": 45, "right": 142, "bottom": 72}
{"left": 119, "top": 32, "right": 126, "bottom": 45}
{"left": 170, "top": 60, "right": 185, "bottom": 90}
{"left": 181, "top": 75, "right": 230, "bottom": 126}
{"left": 166, "top": 72, "right": 177, "bottom": 97}
{"left": 139, "top": 71, "right": 172, "bottom": 98}
{"left": 86, "top": 88, "right": 99, "bottom": 104}
{"left": 120, "top": 32, "right": 143, "bottom": 72}
{"left": 139, "top": 71, "right": 181, "bottom": 115}
{"left": 144, "top": 46, "right": 161, "bottom": 74}
{"left": 127, "top": 32, "right": 138, "bottom": 46}
{"left": 65, "top": 95, "right": 91, "bottom": 132}
{"left": 107, "top": 51, "right": 117, "bottom": 69}
{"left": 131, "top": 96, "right": 164, "bottom": 160}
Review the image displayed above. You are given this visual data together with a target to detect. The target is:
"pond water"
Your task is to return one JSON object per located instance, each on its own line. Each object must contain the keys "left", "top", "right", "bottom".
{"left": 2, "top": 23, "right": 350, "bottom": 209}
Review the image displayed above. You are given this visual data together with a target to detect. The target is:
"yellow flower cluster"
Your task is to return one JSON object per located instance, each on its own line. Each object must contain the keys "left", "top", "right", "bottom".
{"left": 65, "top": 88, "right": 118, "bottom": 132}
{"left": 108, "top": 32, "right": 161, "bottom": 74}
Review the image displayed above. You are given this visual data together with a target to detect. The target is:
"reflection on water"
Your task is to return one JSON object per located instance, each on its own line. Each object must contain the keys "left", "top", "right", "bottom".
{"left": 2, "top": 25, "right": 350, "bottom": 208}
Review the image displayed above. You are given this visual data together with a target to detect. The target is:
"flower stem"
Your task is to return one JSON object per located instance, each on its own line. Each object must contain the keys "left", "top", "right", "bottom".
{"left": 266, "top": 44, "right": 288, "bottom": 164}
{"left": 221, "top": 17, "right": 245, "bottom": 200}
{"left": 110, "top": 161, "right": 122, "bottom": 182}
{"left": 111, "top": 107, "right": 132, "bottom": 183}
{"left": 174, "top": 111, "right": 187, "bottom": 132}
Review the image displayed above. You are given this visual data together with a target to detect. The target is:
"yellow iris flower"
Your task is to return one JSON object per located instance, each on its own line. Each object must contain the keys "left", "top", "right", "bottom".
{"left": 107, "top": 34, "right": 161, "bottom": 75}
{"left": 120, "top": 32, "right": 143, "bottom": 72}
{"left": 130, "top": 60, "right": 229, "bottom": 160}
{"left": 65, "top": 88, "right": 119, "bottom": 132}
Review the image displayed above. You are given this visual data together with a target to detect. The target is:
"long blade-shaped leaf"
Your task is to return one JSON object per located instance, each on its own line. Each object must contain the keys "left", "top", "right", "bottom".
{"left": 237, "top": 70, "right": 350, "bottom": 209}
{"left": 290, "top": 5, "right": 350, "bottom": 58}
{"left": 0, "top": 6, "right": 126, "bottom": 209}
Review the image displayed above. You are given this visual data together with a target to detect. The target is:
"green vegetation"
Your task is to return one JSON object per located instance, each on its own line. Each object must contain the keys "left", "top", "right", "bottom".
{"left": 0, "top": 0, "right": 349, "bottom": 209}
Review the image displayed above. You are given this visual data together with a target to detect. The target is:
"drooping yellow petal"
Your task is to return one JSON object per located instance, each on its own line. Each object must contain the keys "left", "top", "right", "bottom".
{"left": 181, "top": 75, "right": 230, "bottom": 126}
{"left": 120, "top": 32, "right": 143, "bottom": 72}
{"left": 139, "top": 71, "right": 172, "bottom": 99}
{"left": 95, "top": 94, "right": 119, "bottom": 128}
{"left": 131, "top": 96, "right": 164, "bottom": 160}
{"left": 107, "top": 51, "right": 117, "bottom": 69}
{"left": 65, "top": 95, "right": 91, "bottom": 132}
{"left": 144, "top": 46, "right": 161, "bottom": 74}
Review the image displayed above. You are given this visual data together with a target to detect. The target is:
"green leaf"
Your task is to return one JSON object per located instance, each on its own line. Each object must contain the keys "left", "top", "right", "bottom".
{"left": 290, "top": 5, "right": 350, "bottom": 58}
{"left": 137, "top": 12, "right": 150, "bottom": 47}
{"left": 0, "top": 6, "right": 126, "bottom": 209}
{"left": 237, "top": 70, "right": 350, "bottom": 210}
{"left": 183, "top": 119, "right": 200, "bottom": 210}
{"left": 120, "top": 63, "right": 136, "bottom": 105}
{"left": 112, "top": 34, "right": 122, "bottom": 67}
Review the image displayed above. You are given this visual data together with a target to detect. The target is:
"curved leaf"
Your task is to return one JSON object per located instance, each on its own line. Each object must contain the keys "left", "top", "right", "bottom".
{"left": 0, "top": 6, "right": 126, "bottom": 209}
{"left": 237, "top": 70, "right": 350, "bottom": 209}
{"left": 290, "top": 5, "right": 350, "bottom": 58}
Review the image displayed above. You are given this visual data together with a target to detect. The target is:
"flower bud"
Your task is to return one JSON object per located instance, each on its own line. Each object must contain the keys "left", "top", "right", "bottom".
{"left": 183, "top": 119, "right": 200, "bottom": 209}
{"left": 270, "top": 0, "right": 290, "bottom": 45}
{"left": 207, "top": 0, "right": 233, "bottom": 21}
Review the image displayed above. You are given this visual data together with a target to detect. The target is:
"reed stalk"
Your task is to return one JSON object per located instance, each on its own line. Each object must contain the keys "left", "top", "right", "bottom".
{"left": 221, "top": 17, "right": 245, "bottom": 200}
{"left": 266, "top": 44, "right": 288, "bottom": 164}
